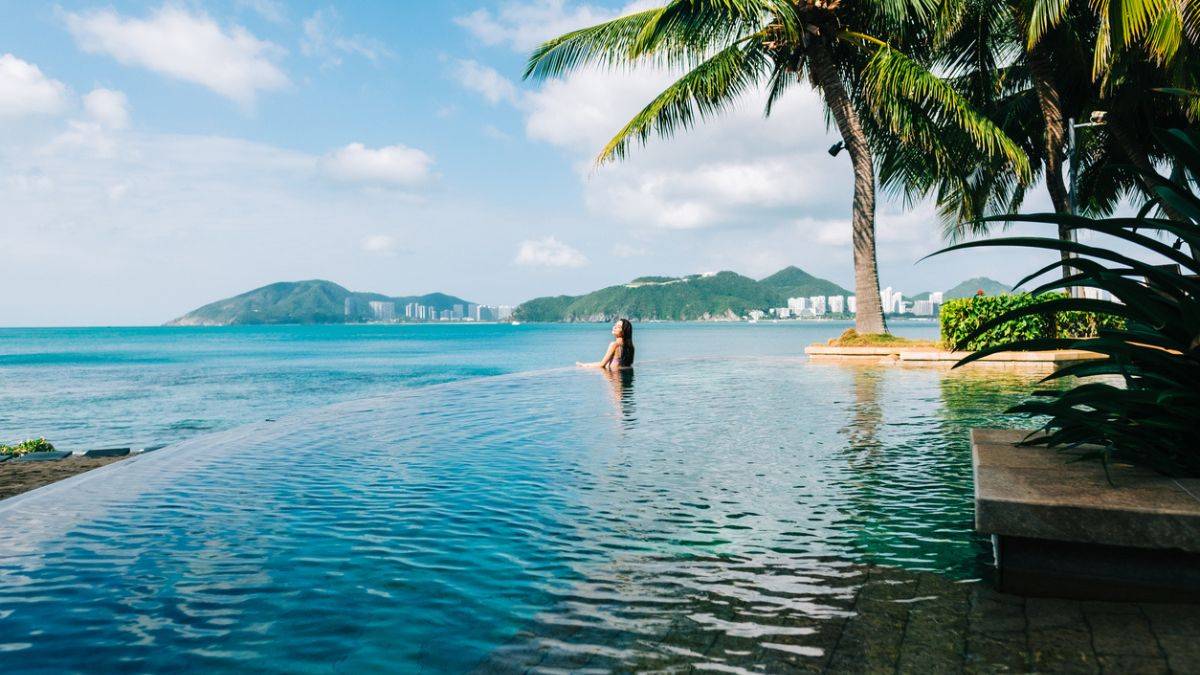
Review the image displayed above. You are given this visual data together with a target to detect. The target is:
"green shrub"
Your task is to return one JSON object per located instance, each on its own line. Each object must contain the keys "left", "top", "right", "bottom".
{"left": 940, "top": 294, "right": 1052, "bottom": 350}
{"left": 0, "top": 438, "right": 56, "bottom": 456}
{"left": 941, "top": 293, "right": 1126, "bottom": 350}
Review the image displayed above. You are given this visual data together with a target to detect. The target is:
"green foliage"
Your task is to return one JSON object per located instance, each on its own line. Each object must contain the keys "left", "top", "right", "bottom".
{"left": 943, "top": 276, "right": 1012, "bottom": 299}
{"left": 828, "top": 329, "right": 939, "bottom": 348}
{"left": 931, "top": 127, "right": 1200, "bottom": 478}
{"left": 941, "top": 292, "right": 1127, "bottom": 350}
{"left": 759, "top": 266, "right": 851, "bottom": 298}
{"left": 513, "top": 267, "right": 848, "bottom": 321}
{"left": 941, "top": 294, "right": 1053, "bottom": 350}
{"left": 167, "top": 280, "right": 471, "bottom": 326}
{"left": 0, "top": 438, "right": 56, "bottom": 456}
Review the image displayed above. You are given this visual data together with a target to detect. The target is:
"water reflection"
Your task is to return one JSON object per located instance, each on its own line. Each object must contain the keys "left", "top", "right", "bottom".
{"left": 603, "top": 367, "right": 636, "bottom": 428}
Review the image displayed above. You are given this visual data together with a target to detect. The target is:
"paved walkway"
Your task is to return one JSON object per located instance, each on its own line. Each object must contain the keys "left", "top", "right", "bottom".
{"left": 482, "top": 565, "right": 1200, "bottom": 673}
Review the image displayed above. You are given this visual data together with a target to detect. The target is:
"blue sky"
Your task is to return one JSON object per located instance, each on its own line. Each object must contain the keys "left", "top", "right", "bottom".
{"left": 0, "top": 0, "right": 1054, "bottom": 326}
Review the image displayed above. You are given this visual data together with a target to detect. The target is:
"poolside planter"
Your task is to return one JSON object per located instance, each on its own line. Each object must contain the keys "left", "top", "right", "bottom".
{"left": 15, "top": 451, "right": 74, "bottom": 462}
{"left": 85, "top": 447, "right": 131, "bottom": 458}
{"left": 972, "top": 429, "right": 1200, "bottom": 602}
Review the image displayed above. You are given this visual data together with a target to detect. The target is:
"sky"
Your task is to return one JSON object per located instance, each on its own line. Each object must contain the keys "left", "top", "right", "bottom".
{"left": 0, "top": 0, "right": 1064, "bottom": 326}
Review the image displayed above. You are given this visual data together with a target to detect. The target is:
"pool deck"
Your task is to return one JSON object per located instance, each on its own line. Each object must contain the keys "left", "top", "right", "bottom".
{"left": 489, "top": 564, "right": 1200, "bottom": 673}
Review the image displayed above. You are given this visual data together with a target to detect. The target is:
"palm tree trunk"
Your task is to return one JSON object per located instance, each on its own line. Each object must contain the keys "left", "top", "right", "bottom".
{"left": 809, "top": 43, "right": 887, "bottom": 335}
{"left": 1027, "top": 51, "right": 1075, "bottom": 279}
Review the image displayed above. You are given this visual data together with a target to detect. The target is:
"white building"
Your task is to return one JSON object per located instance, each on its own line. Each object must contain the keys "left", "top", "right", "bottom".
{"left": 787, "top": 297, "right": 807, "bottom": 312}
{"left": 368, "top": 301, "right": 395, "bottom": 322}
{"left": 773, "top": 307, "right": 792, "bottom": 318}
{"left": 847, "top": 296, "right": 857, "bottom": 314}
{"left": 913, "top": 300, "right": 936, "bottom": 316}
{"left": 930, "top": 291, "right": 944, "bottom": 305}
{"left": 828, "top": 295, "right": 845, "bottom": 314}
{"left": 497, "top": 305, "right": 514, "bottom": 320}
{"left": 809, "top": 296, "right": 827, "bottom": 315}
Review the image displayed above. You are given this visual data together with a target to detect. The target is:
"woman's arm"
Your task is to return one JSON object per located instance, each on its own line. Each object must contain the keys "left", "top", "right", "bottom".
{"left": 577, "top": 340, "right": 619, "bottom": 368}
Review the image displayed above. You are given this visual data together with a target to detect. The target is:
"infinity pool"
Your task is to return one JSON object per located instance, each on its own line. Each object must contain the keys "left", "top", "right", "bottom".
{"left": 0, "top": 359, "right": 1044, "bottom": 672}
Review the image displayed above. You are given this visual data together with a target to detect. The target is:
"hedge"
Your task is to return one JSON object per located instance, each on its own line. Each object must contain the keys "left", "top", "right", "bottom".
{"left": 940, "top": 293, "right": 1124, "bottom": 351}
{"left": 0, "top": 438, "right": 55, "bottom": 456}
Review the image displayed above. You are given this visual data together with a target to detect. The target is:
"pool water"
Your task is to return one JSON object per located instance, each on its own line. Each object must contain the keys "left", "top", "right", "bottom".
{"left": 0, "top": 358, "right": 1045, "bottom": 672}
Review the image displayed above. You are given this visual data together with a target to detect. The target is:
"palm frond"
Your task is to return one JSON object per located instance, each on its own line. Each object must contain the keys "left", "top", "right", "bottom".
{"left": 597, "top": 38, "right": 770, "bottom": 164}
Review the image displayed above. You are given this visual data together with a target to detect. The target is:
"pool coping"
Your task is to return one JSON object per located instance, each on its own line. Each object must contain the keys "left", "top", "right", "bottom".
{"left": 972, "top": 428, "right": 1200, "bottom": 600}
{"left": 806, "top": 346, "right": 1103, "bottom": 366}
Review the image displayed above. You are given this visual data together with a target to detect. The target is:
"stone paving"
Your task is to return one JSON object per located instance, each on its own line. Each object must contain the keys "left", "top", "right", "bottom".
{"left": 480, "top": 564, "right": 1200, "bottom": 674}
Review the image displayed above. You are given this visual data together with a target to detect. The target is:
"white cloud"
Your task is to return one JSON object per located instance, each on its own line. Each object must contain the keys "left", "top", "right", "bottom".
{"left": 238, "top": 0, "right": 288, "bottom": 25}
{"left": 83, "top": 88, "right": 130, "bottom": 129}
{"left": 321, "top": 142, "right": 435, "bottom": 187}
{"left": 454, "top": 60, "right": 519, "bottom": 105}
{"left": 514, "top": 236, "right": 588, "bottom": 268}
{"left": 361, "top": 234, "right": 402, "bottom": 256}
{"left": 454, "top": 0, "right": 657, "bottom": 51}
{"left": 301, "top": 8, "right": 391, "bottom": 66}
{"left": 0, "top": 54, "right": 70, "bottom": 117}
{"left": 63, "top": 6, "right": 289, "bottom": 105}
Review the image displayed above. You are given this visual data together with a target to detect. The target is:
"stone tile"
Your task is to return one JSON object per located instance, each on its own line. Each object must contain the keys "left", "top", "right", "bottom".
{"left": 1156, "top": 633, "right": 1200, "bottom": 673}
{"left": 1025, "top": 597, "right": 1087, "bottom": 629}
{"left": 964, "top": 633, "right": 1030, "bottom": 673}
{"left": 1139, "top": 603, "right": 1200, "bottom": 636}
{"left": 1086, "top": 612, "right": 1160, "bottom": 657}
{"left": 1095, "top": 654, "right": 1169, "bottom": 674}
{"left": 1027, "top": 628, "right": 1098, "bottom": 673}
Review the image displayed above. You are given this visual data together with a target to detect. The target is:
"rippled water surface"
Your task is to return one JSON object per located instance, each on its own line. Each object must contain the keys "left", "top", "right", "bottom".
{"left": 0, "top": 358, "right": 1047, "bottom": 672}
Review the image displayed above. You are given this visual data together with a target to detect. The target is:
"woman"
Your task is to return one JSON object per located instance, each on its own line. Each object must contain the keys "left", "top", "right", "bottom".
{"left": 576, "top": 319, "right": 635, "bottom": 370}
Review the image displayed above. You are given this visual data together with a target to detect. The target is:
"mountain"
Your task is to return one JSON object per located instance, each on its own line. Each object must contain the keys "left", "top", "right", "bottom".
{"left": 759, "top": 266, "right": 851, "bottom": 298}
{"left": 167, "top": 280, "right": 470, "bottom": 326}
{"left": 944, "top": 277, "right": 1012, "bottom": 299}
{"left": 514, "top": 267, "right": 851, "bottom": 322}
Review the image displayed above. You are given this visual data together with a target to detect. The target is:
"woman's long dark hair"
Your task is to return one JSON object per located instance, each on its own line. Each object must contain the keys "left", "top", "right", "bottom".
{"left": 617, "top": 318, "right": 634, "bottom": 367}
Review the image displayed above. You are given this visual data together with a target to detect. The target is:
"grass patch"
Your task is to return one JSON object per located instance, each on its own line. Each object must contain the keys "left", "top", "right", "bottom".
{"left": 823, "top": 329, "right": 943, "bottom": 349}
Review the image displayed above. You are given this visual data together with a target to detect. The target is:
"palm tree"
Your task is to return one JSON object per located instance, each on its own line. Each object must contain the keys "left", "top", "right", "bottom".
{"left": 524, "top": 0, "right": 1028, "bottom": 335}
{"left": 898, "top": 0, "right": 1200, "bottom": 235}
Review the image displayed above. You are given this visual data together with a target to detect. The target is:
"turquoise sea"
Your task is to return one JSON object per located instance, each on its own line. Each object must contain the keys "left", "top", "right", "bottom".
{"left": 0, "top": 321, "right": 938, "bottom": 451}
{"left": 0, "top": 321, "right": 1053, "bottom": 672}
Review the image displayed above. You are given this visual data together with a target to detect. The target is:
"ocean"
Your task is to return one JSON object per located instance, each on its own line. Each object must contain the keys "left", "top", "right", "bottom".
{"left": 0, "top": 321, "right": 938, "bottom": 451}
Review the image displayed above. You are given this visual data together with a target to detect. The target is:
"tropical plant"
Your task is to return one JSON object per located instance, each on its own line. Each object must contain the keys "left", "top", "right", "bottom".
{"left": 941, "top": 292, "right": 1124, "bottom": 350}
{"left": 899, "top": 0, "right": 1200, "bottom": 241}
{"left": 0, "top": 438, "right": 56, "bottom": 456}
{"left": 524, "top": 0, "right": 1029, "bottom": 335}
{"left": 930, "top": 127, "right": 1200, "bottom": 478}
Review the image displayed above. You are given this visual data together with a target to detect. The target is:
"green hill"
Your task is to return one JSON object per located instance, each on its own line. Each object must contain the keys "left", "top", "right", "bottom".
{"left": 514, "top": 267, "right": 850, "bottom": 322}
{"left": 167, "top": 280, "right": 471, "bottom": 326}
{"left": 759, "top": 266, "right": 851, "bottom": 298}
{"left": 944, "top": 277, "right": 1011, "bottom": 299}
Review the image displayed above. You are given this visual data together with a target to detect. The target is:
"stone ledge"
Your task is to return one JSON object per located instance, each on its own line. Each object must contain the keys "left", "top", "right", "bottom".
{"left": 972, "top": 429, "right": 1200, "bottom": 553}
{"left": 805, "top": 346, "right": 1103, "bottom": 364}
{"left": 973, "top": 428, "right": 1200, "bottom": 601}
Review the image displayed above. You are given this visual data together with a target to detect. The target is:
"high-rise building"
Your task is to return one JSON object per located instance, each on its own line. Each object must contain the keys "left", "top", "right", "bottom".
{"left": 809, "top": 296, "right": 826, "bottom": 315}
{"left": 774, "top": 307, "right": 791, "bottom": 318}
{"left": 417, "top": 305, "right": 427, "bottom": 320}
{"left": 497, "top": 305, "right": 514, "bottom": 320}
{"left": 913, "top": 300, "right": 936, "bottom": 316}
{"left": 787, "top": 297, "right": 807, "bottom": 311}
{"left": 847, "top": 296, "right": 857, "bottom": 314}
{"left": 929, "top": 291, "right": 944, "bottom": 305}
{"left": 368, "top": 301, "right": 395, "bottom": 322}
{"left": 452, "top": 304, "right": 464, "bottom": 319}
{"left": 828, "top": 295, "right": 845, "bottom": 314}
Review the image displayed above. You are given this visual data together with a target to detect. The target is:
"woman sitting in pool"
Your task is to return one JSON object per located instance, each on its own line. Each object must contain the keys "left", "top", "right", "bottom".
{"left": 577, "top": 319, "right": 635, "bottom": 370}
